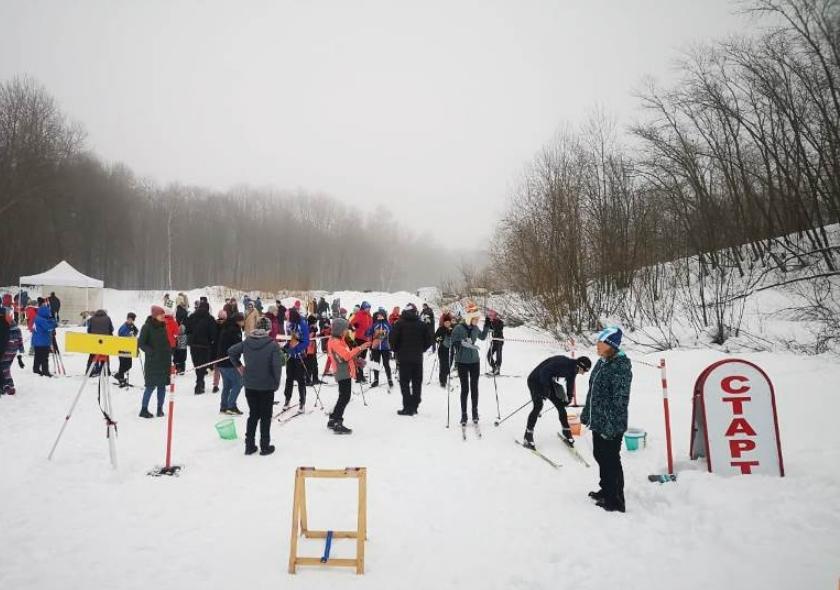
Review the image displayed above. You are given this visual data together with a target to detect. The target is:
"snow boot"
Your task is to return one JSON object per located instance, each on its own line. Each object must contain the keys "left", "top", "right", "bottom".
{"left": 588, "top": 490, "right": 605, "bottom": 501}
{"left": 370, "top": 380, "right": 379, "bottom": 388}
{"left": 388, "top": 379, "right": 394, "bottom": 388}
{"left": 212, "top": 385, "right": 219, "bottom": 393}
{"left": 229, "top": 407, "right": 243, "bottom": 415}
{"left": 156, "top": 408, "right": 165, "bottom": 418}
{"left": 332, "top": 421, "right": 352, "bottom": 435}
{"left": 260, "top": 445, "right": 276, "bottom": 456}
{"left": 245, "top": 444, "right": 258, "bottom": 456}
{"left": 523, "top": 429, "right": 536, "bottom": 450}
{"left": 596, "top": 498, "right": 625, "bottom": 513}
{"left": 327, "top": 417, "right": 336, "bottom": 430}
{"left": 397, "top": 409, "right": 412, "bottom": 416}
{"left": 139, "top": 409, "right": 154, "bottom": 419}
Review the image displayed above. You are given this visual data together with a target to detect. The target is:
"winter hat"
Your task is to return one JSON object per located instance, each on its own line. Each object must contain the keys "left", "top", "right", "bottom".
{"left": 596, "top": 326, "right": 623, "bottom": 350}
{"left": 217, "top": 310, "right": 228, "bottom": 320}
{"left": 404, "top": 303, "right": 417, "bottom": 313}
{"left": 256, "top": 316, "right": 271, "bottom": 331}
{"left": 294, "top": 300, "right": 301, "bottom": 309}
{"left": 332, "top": 317, "right": 349, "bottom": 336}
{"left": 250, "top": 327, "right": 269, "bottom": 338}
{"left": 487, "top": 309, "right": 498, "bottom": 320}
{"left": 575, "top": 356, "right": 593, "bottom": 371}
{"left": 361, "top": 301, "right": 371, "bottom": 310}
{"left": 151, "top": 305, "right": 165, "bottom": 317}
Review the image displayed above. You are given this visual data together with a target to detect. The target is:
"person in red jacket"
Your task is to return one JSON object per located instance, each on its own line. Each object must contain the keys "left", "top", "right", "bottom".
{"left": 350, "top": 301, "right": 373, "bottom": 383}
{"left": 388, "top": 306, "right": 400, "bottom": 326}
{"left": 326, "top": 318, "right": 371, "bottom": 434}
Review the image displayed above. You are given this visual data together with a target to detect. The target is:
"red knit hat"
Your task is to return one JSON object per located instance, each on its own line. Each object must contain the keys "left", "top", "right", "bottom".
{"left": 151, "top": 305, "right": 165, "bottom": 317}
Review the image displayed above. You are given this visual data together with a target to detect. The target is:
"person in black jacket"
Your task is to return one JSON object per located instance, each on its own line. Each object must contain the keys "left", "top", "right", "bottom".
{"left": 389, "top": 303, "right": 432, "bottom": 416}
{"left": 433, "top": 313, "right": 454, "bottom": 387}
{"left": 523, "top": 355, "right": 592, "bottom": 450}
{"left": 85, "top": 309, "right": 114, "bottom": 376}
{"left": 184, "top": 301, "right": 218, "bottom": 394}
{"left": 48, "top": 292, "right": 61, "bottom": 322}
{"left": 420, "top": 303, "right": 435, "bottom": 351}
{"left": 485, "top": 310, "right": 505, "bottom": 375}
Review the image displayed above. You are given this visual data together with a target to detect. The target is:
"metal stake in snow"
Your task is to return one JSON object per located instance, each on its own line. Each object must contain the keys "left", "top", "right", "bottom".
{"left": 649, "top": 357, "right": 676, "bottom": 483}
{"left": 149, "top": 365, "right": 182, "bottom": 477}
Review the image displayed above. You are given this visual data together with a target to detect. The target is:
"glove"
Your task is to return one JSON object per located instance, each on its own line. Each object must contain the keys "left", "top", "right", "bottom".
{"left": 17, "top": 355, "right": 25, "bottom": 369}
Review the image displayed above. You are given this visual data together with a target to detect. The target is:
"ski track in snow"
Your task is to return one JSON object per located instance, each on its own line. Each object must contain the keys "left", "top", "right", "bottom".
{"left": 0, "top": 290, "right": 838, "bottom": 590}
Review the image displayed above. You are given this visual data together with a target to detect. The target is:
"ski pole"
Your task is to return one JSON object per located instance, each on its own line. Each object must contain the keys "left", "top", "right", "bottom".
{"left": 426, "top": 355, "right": 437, "bottom": 385}
{"left": 357, "top": 378, "right": 367, "bottom": 406}
{"left": 491, "top": 371, "right": 501, "bottom": 420}
{"left": 493, "top": 399, "right": 533, "bottom": 427}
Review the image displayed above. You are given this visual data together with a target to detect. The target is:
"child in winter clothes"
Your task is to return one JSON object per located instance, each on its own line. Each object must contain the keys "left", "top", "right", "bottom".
{"left": 172, "top": 318, "right": 188, "bottom": 374}
{"left": 366, "top": 308, "right": 394, "bottom": 388}
{"left": 304, "top": 321, "right": 320, "bottom": 386}
{"left": 1, "top": 310, "right": 25, "bottom": 395}
{"left": 115, "top": 313, "right": 139, "bottom": 387}
{"left": 326, "top": 318, "right": 371, "bottom": 434}
{"left": 434, "top": 313, "right": 454, "bottom": 387}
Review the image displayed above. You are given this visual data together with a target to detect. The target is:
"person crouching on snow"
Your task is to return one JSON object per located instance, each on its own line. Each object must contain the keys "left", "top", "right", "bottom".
{"left": 227, "top": 317, "right": 286, "bottom": 456}
{"left": 522, "top": 354, "right": 592, "bottom": 450}
{"left": 326, "top": 318, "right": 371, "bottom": 434}
{"left": 581, "top": 326, "right": 632, "bottom": 513}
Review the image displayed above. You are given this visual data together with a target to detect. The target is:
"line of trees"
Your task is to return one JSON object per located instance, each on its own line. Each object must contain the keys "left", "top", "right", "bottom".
{"left": 0, "top": 76, "right": 453, "bottom": 291}
{"left": 492, "top": 0, "right": 840, "bottom": 347}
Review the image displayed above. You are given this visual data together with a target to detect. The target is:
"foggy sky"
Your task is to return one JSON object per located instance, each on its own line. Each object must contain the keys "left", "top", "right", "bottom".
{"left": 1, "top": 0, "right": 748, "bottom": 249}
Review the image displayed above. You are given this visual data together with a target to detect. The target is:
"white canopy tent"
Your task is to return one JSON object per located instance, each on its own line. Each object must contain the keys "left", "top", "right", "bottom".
{"left": 19, "top": 261, "right": 104, "bottom": 324}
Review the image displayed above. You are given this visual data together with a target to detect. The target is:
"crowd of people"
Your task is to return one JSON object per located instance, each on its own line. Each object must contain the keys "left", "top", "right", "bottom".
{"left": 0, "top": 289, "right": 633, "bottom": 513}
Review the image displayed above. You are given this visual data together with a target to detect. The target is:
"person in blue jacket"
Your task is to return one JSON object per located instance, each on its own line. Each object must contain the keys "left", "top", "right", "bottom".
{"left": 282, "top": 307, "right": 309, "bottom": 410}
{"left": 366, "top": 308, "right": 394, "bottom": 388}
{"left": 523, "top": 354, "right": 592, "bottom": 450}
{"left": 114, "top": 312, "right": 139, "bottom": 387}
{"left": 32, "top": 305, "right": 56, "bottom": 377}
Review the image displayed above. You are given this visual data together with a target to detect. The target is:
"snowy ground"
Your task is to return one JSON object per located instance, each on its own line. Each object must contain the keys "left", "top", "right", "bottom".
{"left": 1, "top": 290, "right": 839, "bottom": 590}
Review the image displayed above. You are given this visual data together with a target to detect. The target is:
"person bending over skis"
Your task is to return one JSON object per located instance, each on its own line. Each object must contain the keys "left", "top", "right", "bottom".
{"left": 523, "top": 354, "right": 592, "bottom": 450}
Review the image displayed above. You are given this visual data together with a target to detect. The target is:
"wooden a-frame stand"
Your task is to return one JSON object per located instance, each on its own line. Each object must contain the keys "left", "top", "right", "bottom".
{"left": 288, "top": 466, "right": 367, "bottom": 575}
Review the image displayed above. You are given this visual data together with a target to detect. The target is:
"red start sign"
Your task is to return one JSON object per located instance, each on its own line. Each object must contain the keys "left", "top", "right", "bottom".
{"left": 690, "top": 359, "right": 784, "bottom": 477}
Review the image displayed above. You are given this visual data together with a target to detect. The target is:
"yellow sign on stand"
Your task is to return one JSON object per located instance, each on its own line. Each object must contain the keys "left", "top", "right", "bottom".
{"left": 65, "top": 332, "right": 138, "bottom": 358}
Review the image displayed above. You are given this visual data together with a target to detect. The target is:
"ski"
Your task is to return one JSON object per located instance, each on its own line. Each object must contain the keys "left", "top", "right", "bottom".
{"left": 273, "top": 404, "right": 299, "bottom": 419}
{"left": 112, "top": 381, "right": 136, "bottom": 389}
{"left": 648, "top": 473, "right": 678, "bottom": 483}
{"left": 514, "top": 440, "right": 562, "bottom": 469}
{"left": 484, "top": 373, "right": 521, "bottom": 378}
{"left": 556, "top": 433, "right": 591, "bottom": 467}
{"left": 276, "top": 408, "right": 313, "bottom": 424}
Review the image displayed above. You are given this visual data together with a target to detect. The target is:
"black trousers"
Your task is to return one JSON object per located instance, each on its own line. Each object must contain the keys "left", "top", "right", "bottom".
{"left": 458, "top": 362, "right": 480, "bottom": 420}
{"left": 331, "top": 378, "right": 352, "bottom": 422}
{"left": 33, "top": 346, "right": 51, "bottom": 375}
{"left": 115, "top": 357, "right": 133, "bottom": 380}
{"left": 487, "top": 341, "right": 503, "bottom": 371}
{"left": 398, "top": 361, "right": 423, "bottom": 412}
{"left": 354, "top": 339, "right": 368, "bottom": 381}
{"left": 526, "top": 378, "right": 571, "bottom": 432}
{"left": 370, "top": 348, "right": 392, "bottom": 383}
{"left": 304, "top": 354, "right": 318, "bottom": 384}
{"left": 437, "top": 346, "right": 450, "bottom": 386}
{"left": 173, "top": 348, "right": 187, "bottom": 373}
{"left": 245, "top": 389, "right": 274, "bottom": 450}
{"left": 593, "top": 432, "right": 625, "bottom": 508}
{"left": 284, "top": 357, "right": 306, "bottom": 406}
{"left": 190, "top": 346, "right": 211, "bottom": 385}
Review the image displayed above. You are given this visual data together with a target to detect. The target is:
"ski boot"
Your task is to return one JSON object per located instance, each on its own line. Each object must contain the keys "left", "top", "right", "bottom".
{"left": 561, "top": 428, "right": 575, "bottom": 447}
{"left": 523, "top": 429, "right": 536, "bottom": 450}
{"left": 327, "top": 416, "right": 336, "bottom": 430}
{"left": 332, "top": 421, "right": 352, "bottom": 435}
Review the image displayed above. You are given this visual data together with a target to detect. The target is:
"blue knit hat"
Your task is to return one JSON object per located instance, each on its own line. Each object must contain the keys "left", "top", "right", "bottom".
{"left": 596, "top": 326, "right": 623, "bottom": 350}
{"left": 361, "top": 301, "right": 371, "bottom": 310}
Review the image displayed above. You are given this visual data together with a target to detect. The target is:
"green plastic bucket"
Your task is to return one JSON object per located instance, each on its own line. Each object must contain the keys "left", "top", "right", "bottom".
{"left": 624, "top": 428, "right": 646, "bottom": 451}
{"left": 215, "top": 418, "right": 237, "bottom": 440}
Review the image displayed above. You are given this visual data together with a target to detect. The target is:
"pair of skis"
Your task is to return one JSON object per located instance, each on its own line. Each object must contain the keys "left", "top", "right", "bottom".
{"left": 274, "top": 404, "right": 313, "bottom": 424}
{"left": 513, "top": 432, "right": 592, "bottom": 469}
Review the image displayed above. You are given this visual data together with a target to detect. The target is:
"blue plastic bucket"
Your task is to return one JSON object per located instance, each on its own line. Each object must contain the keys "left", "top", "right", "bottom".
{"left": 624, "top": 428, "right": 646, "bottom": 451}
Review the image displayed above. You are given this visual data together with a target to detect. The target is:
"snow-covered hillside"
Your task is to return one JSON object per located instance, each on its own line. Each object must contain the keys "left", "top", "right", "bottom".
{"left": 0, "top": 289, "right": 838, "bottom": 590}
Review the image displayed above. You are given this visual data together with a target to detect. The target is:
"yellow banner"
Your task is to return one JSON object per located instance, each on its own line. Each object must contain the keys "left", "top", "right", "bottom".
{"left": 65, "top": 332, "right": 138, "bottom": 357}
